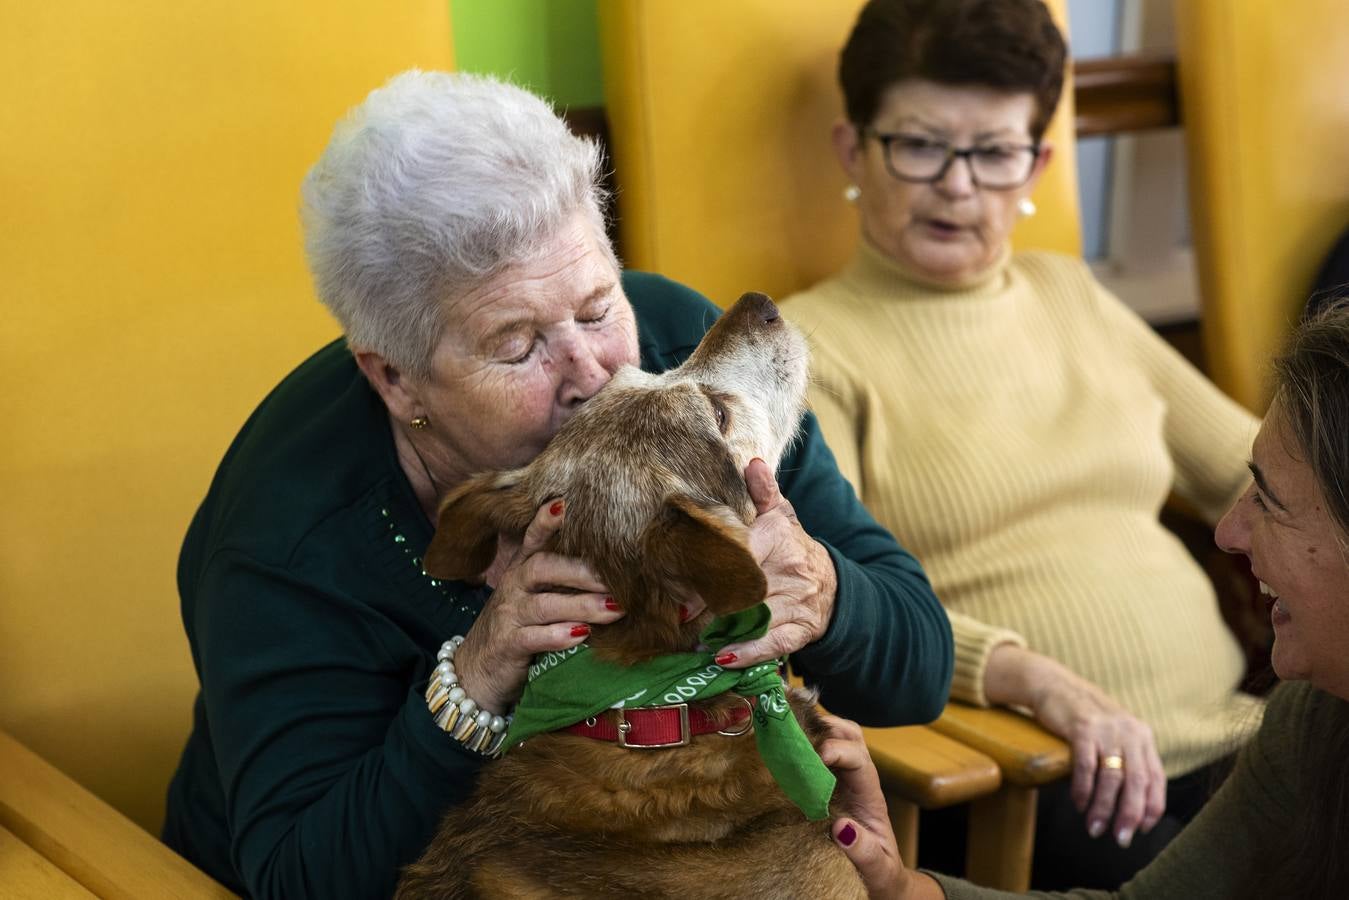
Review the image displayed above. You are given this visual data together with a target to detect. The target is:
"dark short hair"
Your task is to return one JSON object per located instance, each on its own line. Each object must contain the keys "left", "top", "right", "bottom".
{"left": 839, "top": 0, "right": 1068, "bottom": 141}
{"left": 1273, "top": 298, "right": 1349, "bottom": 540}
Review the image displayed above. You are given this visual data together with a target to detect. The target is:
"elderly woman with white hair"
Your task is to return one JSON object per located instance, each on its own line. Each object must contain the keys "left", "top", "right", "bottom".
{"left": 160, "top": 71, "right": 954, "bottom": 899}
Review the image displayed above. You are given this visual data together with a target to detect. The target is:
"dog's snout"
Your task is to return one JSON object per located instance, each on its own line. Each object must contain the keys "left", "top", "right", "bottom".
{"left": 733, "top": 292, "right": 781, "bottom": 326}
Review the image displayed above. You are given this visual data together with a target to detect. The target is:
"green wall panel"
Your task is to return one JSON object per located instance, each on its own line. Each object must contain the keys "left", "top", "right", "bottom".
{"left": 450, "top": 0, "right": 603, "bottom": 107}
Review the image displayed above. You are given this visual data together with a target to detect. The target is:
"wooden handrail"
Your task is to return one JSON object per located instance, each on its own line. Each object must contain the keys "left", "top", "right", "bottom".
{"left": 0, "top": 730, "right": 235, "bottom": 899}
{"left": 1073, "top": 53, "right": 1180, "bottom": 136}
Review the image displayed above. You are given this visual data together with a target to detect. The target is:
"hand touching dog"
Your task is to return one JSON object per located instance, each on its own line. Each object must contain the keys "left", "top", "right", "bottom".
{"left": 458, "top": 454, "right": 842, "bottom": 711}
{"left": 715, "top": 457, "right": 840, "bottom": 669}
{"left": 453, "top": 499, "right": 626, "bottom": 714}
{"left": 822, "top": 716, "right": 944, "bottom": 900}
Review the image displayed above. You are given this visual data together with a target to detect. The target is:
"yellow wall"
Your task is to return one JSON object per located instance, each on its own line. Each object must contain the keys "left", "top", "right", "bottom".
{"left": 0, "top": 3, "right": 453, "bottom": 833}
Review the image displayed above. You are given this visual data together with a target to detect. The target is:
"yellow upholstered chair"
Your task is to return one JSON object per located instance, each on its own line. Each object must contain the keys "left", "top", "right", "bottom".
{"left": 1176, "top": 0, "right": 1349, "bottom": 412}
{"left": 598, "top": 0, "right": 1075, "bottom": 888}
{"left": 0, "top": 2, "right": 453, "bottom": 842}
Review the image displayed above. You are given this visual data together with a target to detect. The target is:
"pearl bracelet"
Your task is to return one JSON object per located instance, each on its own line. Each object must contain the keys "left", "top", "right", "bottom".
{"left": 424, "top": 636, "right": 510, "bottom": 758}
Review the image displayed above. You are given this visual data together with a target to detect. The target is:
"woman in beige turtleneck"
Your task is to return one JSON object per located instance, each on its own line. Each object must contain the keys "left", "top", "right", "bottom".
{"left": 783, "top": 0, "right": 1261, "bottom": 890}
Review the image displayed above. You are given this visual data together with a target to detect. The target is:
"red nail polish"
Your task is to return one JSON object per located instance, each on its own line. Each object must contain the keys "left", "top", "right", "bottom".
{"left": 604, "top": 597, "right": 620, "bottom": 612}
{"left": 570, "top": 624, "right": 590, "bottom": 638}
{"left": 838, "top": 823, "right": 857, "bottom": 847}
{"left": 679, "top": 604, "right": 691, "bottom": 622}
{"left": 549, "top": 499, "right": 564, "bottom": 517}
{"left": 715, "top": 651, "right": 737, "bottom": 666}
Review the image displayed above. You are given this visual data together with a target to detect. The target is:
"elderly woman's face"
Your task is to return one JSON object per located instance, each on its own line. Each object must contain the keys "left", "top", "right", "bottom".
{"left": 839, "top": 79, "right": 1046, "bottom": 286}
{"left": 1216, "top": 404, "right": 1349, "bottom": 694}
{"left": 420, "top": 214, "right": 639, "bottom": 477}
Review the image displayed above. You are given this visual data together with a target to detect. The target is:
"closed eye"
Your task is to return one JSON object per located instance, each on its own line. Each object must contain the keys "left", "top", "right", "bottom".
{"left": 577, "top": 302, "right": 611, "bottom": 325}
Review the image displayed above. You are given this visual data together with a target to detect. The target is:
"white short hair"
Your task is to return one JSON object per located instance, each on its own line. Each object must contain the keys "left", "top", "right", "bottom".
{"left": 301, "top": 70, "right": 612, "bottom": 377}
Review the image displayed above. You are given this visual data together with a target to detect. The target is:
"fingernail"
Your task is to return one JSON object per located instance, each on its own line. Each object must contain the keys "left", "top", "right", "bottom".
{"left": 1088, "top": 820, "right": 1105, "bottom": 839}
{"left": 679, "top": 604, "right": 691, "bottom": 622}
{"left": 570, "top": 624, "right": 590, "bottom": 638}
{"left": 1116, "top": 828, "right": 1134, "bottom": 848}
{"left": 549, "top": 499, "right": 564, "bottom": 517}
{"left": 715, "top": 652, "right": 737, "bottom": 666}
{"left": 837, "top": 823, "right": 857, "bottom": 847}
{"left": 604, "top": 597, "right": 620, "bottom": 612}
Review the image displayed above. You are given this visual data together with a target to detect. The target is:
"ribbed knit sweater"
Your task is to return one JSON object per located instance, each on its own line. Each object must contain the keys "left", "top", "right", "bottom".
{"left": 784, "top": 242, "right": 1263, "bottom": 777}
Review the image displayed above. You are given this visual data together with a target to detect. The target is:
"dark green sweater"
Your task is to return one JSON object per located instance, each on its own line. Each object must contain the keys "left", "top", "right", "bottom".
{"left": 162, "top": 271, "right": 953, "bottom": 899}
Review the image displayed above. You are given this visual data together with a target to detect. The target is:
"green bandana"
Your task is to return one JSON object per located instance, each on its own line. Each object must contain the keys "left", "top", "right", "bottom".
{"left": 504, "top": 605, "right": 836, "bottom": 820}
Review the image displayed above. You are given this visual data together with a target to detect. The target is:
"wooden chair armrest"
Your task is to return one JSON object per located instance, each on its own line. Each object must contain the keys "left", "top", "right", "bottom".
{"left": 859, "top": 724, "right": 1002, "bottom": 870}
{"left": 929, "top": 704, "right": 1072, "bottom": 788}
{"left": 862, "top": 725, "right": 1002, "bottom": 809}
{"left": 0, "top": 729, "right": 235, "bottom": 900}
{"left": 786, "top": 672, "right": 1002, "bottom": 807}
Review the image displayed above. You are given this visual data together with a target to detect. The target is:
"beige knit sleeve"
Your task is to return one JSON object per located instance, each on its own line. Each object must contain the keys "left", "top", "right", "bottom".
{"left": 805, "top": 378, "right": 864, "bottom": 493}
{"left": 789, "top": 304, "right": 866, "bottom": 492}
{"left": 947, "top": 609, "right": 1027, "bottom": 707}
{"left": 1092, "top": 281, "right": 1260, "bottom": 523}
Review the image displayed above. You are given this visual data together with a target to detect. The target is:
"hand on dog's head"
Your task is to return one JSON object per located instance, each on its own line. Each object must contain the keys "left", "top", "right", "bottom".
{"left": 424, "top": 467, "right": 766, "bottom": 663}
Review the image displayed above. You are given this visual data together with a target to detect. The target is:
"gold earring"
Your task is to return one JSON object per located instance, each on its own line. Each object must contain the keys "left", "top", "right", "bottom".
{"left": 843, "top": 184, "right": 861, "bottom": 203}
{"left": 410, "top": 415, "right": 430, "bottom": 431}
{"left": 1017, "top": 197, "right": 1037, "bottom": 218}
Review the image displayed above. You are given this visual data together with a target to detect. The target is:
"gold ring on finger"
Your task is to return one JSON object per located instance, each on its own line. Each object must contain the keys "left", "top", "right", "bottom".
{"left": 1100, "top": 754, "right": 1125, "bottom": 771}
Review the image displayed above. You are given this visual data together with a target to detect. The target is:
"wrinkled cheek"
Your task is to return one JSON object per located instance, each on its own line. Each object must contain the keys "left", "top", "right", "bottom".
{"left": 608, "top": 320, "right": 640, "bottom": 369}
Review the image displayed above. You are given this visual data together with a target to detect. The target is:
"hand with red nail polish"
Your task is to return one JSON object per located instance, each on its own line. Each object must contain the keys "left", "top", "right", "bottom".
{"left": 451, "top": 497, "right": 623, "bottom": 714}
{"left": 713, "top": 458, "right": 840, "bottom": 670}
{"left": 814, "top": 717, "right": 944, "bottom": 900}
{"left": 818, "top": 715, "right": 937, "bottom": 900}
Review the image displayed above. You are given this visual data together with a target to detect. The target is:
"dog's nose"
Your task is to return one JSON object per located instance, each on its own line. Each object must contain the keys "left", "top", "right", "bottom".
{"left": 736, "top": 291, "right": 780, "bottom": 325}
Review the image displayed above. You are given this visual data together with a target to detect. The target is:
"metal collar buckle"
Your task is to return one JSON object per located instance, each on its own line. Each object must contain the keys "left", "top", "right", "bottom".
{"left": 716, "top": 695, "right": 755, "bottom": 737}
{"left": 616, "top": 702, "right": 689, "bottom": 748}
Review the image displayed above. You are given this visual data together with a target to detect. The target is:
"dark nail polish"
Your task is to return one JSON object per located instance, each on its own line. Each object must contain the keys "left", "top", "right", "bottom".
{"left": 679, "top": 604, "right": 691, "bottom": 622}
{"left": 838, "top": 823, "right": 857, "bottom": 847}
{"left": 715, "top": 652, "right": 737, "bottom": 666}
{"left": 570, "top": 624, "right": 590, "bottom": 638}
{"left": 549, "top": 500, "right": 564, "bottom": 517}
{"left": 604, "top": 597, "right": 620, "bottom": 612}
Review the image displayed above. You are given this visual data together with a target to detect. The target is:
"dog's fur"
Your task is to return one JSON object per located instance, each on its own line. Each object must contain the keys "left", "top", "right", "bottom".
{"left": 396, "top": 293, "right": 866, "bottom": 899}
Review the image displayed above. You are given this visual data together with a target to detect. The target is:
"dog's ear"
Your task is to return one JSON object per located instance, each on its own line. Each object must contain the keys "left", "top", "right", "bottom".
{"left": 645, "top": 495, "right": 767, "bottom": 615}
{"left": 424, "top": 469, "right": 532, "bottom": 581}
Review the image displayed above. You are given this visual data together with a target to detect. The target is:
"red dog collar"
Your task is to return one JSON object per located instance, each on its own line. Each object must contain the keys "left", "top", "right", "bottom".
{"left": 564, "top": 698, "right": 754, "bottom": 749}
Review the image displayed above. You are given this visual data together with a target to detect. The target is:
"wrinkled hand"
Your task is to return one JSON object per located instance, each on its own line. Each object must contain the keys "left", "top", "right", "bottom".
{"left": 1025, "top": 657, "right": 1167, "bottom": 847}
{"left": 715, "top": 458, "right": 839, "bottom": 668}
{"left": 452, "top": 499, "right": 623, "bottom": 714}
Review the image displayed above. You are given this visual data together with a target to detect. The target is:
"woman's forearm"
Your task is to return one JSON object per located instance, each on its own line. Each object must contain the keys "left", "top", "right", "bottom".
{"left": 982, "top": 642, "right": 1061, "bottom": 709}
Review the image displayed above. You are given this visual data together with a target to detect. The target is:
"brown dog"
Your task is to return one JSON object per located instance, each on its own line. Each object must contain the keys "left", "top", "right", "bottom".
{"left": 396, "top": 293, "right": 866, "bottom": 899}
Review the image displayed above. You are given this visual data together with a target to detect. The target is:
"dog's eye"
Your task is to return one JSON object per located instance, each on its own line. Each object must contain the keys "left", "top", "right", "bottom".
{"left": 710, "top": 397, "right": 729, "bottom": 433}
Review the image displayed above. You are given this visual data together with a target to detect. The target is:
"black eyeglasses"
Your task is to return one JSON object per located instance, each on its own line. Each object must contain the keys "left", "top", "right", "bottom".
{"left": 863, "top": 130, "right": 1041, "bottom": 190}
